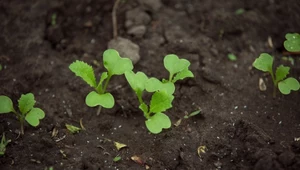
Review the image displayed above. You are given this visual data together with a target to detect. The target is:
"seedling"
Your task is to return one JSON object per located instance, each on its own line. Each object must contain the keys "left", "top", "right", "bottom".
{"left": 0, "top": 133, "right": 11, "bottom": 156}
{"left": 0, "top": 93, "right": 45, "bottom": 134}
{"left": 125, "top": 54, "right": 194, "bottom": 134}
{"left": 65, "top": 124, "right": 81, "bottom": 134}
{"left": 253, "top": 53, "right": 300, "bottom": 97}
{"left": 69, "top": 49, "right": 133, "bottom": 115}
{"left": 184, "top": 109, "right": 201, "bottom": 119}
{"left": 227, "top": 53, "right": 237, "bottom": 61}
{"left": 113, "top": 156, "right": 122, "bottom": 162}
{"left": 284, "top": 33, "right": 300, "bottom": 52}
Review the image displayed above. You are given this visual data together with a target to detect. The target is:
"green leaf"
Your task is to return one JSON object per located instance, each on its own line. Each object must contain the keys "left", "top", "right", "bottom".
{"left": 235, "top": 8, "right": 245, "bottom": 15}
{"left": 278, "top": 77, "right": 300, "bottom": 95}
{"left": 25, "top": 108, "right": 45, "bottom": 127}
{"left": 164, "top": 54, "right": 190, "bottom": 76}
{"left": 184, "top": 109, "right": 201, "bottom": 119}
{"left": 149, "top": 91, "right": 174, "bottom": 113}
{"left": 0, "top": 96, "right": 15, "bottom": 114}
{"left": 0, "top": 133, "right": 11, "bottom": 156}
{"left": 145, "top": 112, "right": 171, "bottom": 134}
{"left": 96, "top": 72, "right": 108, "bottom": 92}
{"left": 18, "top": 93, "right": 35, "bottom": 114}
{"left": 228, "top": 53, "right": 237, "bottom": 61}
{"left": 85, "top": 91, "right": 114, "bottom": 108}
{"left": 275, "top": 65, "right": 290, "bottom": 82}
{"left": 103, "top": 49, "right": 133, "bottom": 75}
{"left": 69, "top": 60, "right": 97, "bottom": 88}
{"left": 113, "top": 156, "right": 122, "bottom": 162}
{"left": 172, "top": 68, "right": 194, "bottom": 83}
{"left": 65, "top": 124, "right": 81, "bottom": 134}
{"left": 139, "top": 103, "right": 148, "bottom": 114}
{"left": 252, "top": 53, "right": 274, "bottom": 73}
{"left": 145, "top": 78, "right": 175, "bottom": 94}
{"left": 284, "top": 33, "right": 300, "bottom": 52}
{"left": 125, "top": 71, "right": 148, "bottom": 92}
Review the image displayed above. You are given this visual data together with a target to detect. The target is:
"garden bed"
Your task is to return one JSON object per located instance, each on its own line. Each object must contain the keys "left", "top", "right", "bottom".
{"left": 0, "top": 0, "right": 300, "bottom": 169}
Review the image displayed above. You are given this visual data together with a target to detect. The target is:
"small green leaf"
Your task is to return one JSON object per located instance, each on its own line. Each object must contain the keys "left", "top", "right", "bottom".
{"left": 96, "top": 72, "right": 108, "bottom": 92}
{"left": 139, "top": 103, "right": 148, "bottom": 114}
{"left": 284, "top": 33, "right": 300, "bottom": 52}
{"left": 125, "top": 71, "right": 148, "bottom": 92}
{"left": 278, "top": 77, "right": 300, "bottom": 95}
{"left": 0, "top": 96, "right": 15, "bottom": 113}
{"left": 103, "top": 49, "right": 133, "bottom": 75}
{"left": 145, "top": 112, "right": 171, "bottom": 134}
{"left": 65, "top": 124, "right": 81, "bottom": 134}
{"left": 69, "top": 60, "right": 97, "bottom": 88}
{"left": 0, "top": 64, "right": 2, "bottom": 71}
{"left": 235, "top": 8, "right": 245, "bottom": 15}
{"left": 25, "top": 108, "right": 45, "bottom": 127}
{"left": 18, "top": 93, "right": 35, "bottom": 114}
{"left": 172, "top": 69, "right": 194, "bottom": 83}
{"left": 275, "top": 65, "right": 290, "bottom": 82}
{"left": 184, "top": 109, "right": 201, "bottom": 119}
{"left": 113, "top": 156, "right": 122, "bottom": 162}
{"left": 227, "top": 53, "right": 237, "bottom": 61}
{"left": 164, "top": 54, "right": 190, "bottom": 76}
{"left": 0, "top": 133, "right": 11, "bottom": 156}
{"left": 253, "top": 53, "right": 274, "bottom": 73}
{"left": 85, "top": 91, "right": 114, "bottom": 108}
{"left": 145, "top": 78, "right": 175, "bottom": 94}
{"left": 149, "top": 91, "right": 174, "bottom": 113}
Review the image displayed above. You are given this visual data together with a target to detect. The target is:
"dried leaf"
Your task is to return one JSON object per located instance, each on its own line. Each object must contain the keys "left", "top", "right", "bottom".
{"left": 174, "top": 119, "right": 182, "bottom": 127}
{"left": 79, "top": 118, "right": 86, "bottom": 130}
{"left": 131, "top": 155, "right": 144, "bottom": 165}
{"left": 197, "top": 145, "right": 207, "bottom": 158}
{"left": 114, "top": 141, "right": 127, "bottom": 150}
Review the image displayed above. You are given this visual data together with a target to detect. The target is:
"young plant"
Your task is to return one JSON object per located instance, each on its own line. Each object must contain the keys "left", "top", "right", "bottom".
{"left": 284, "top": 33, "right": 300, "bottom": 52}
{"left": 0, "top": 93, "right": 45, "bottom": 134}
{"left": 69, "top": 49, "right": 133, "bottom": 115}
{"left": 0, "top": 133, "right": 11, "bottom": 156}
{"left": 253, "top": 53, "right": 300, "bottom": 97}
{"left": 125, "top": 54, "right": 194, "bottom": 134}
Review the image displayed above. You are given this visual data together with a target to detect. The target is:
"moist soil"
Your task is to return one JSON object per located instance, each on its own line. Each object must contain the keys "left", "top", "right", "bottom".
{"left": 1, "top": 0, "right": 300, "bottom": 170}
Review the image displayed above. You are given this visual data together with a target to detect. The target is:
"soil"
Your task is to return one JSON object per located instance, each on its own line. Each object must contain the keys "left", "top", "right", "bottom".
{"left": 1, "top": 0, "right": 300, "bottom": 169}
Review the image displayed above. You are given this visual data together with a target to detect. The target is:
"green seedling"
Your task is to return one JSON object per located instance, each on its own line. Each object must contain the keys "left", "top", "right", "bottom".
{"left": 227, "top": 53, "right": 237, "bottom": 61}
{"left": 65, "top": 124, "right": 81, "bottom": 134}
{"left": 284, "top": 33, "right": 300, "bottom": 52}
{"left": 69, "top": 49, "right": 133, "bottom": 115}
{"left": 235, "top": 8, "right": 245, "bottom": 15}
{"left": 113, "top": 156, "right": 122, "bottom": 162}
{"left": 184, "top": 109, "right": 201, "bottom": 119}
{"left": 0, "top": 133, "right": 11, "bottom": 156}
{"left": 0, "top": 93, "right": 45, "bottom": 134}
{"left": 253, "top": 53, "right": 300, "bottom": 97}
{"left": 51, "top": 13, "right": 57, "bottom": 26}
{"left": 125, "top": 54, "right": 194, "bottom": 134}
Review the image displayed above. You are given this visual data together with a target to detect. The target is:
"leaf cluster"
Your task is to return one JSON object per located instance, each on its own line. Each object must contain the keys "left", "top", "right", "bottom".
{"left": 69, "top": 49, "right": 133, "bottom": 112}
{"left": 0, "top": 93, "right": 45, "bottom": 134}
{"left": 125, "top": 54, "right": 194, "bottom": 134}
{"left": 253, "top": 53, "right": 300, "bottom": 96}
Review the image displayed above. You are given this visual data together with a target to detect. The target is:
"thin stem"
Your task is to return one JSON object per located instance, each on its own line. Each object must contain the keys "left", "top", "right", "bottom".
{"left": 270, "top": 72, "right": 277, "bottom": 98}
{"left": 20, "top": 117, "right": 24, "bottom": 135}
{"left": 96, "top": 75, "right": 112, "bottom": 116}
{"left": 112, "top": 0, "right": 121, "bottom": 39}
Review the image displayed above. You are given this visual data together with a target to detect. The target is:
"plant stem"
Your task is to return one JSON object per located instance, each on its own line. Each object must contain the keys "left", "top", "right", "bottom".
{"left": 20, "top": 118, "right": 24, "bottom": 135}
{"left": 112, "top": 0, "right": 121, "bottom": 39}
{"left": 96, "top": 75, "right": 112, "bottom": 116}
{"left": 270, "top": 72, "right": 277, "bottom": 98}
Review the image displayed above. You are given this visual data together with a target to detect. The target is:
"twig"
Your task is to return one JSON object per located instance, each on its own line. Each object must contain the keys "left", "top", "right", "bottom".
{"left": 112, "top": 0, "right": 121, "bottom": 39}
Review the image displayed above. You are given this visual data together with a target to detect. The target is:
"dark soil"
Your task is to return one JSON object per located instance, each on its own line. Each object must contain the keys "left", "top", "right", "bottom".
{"left": 1, "top": 0, "right": 300, "bottom": 169}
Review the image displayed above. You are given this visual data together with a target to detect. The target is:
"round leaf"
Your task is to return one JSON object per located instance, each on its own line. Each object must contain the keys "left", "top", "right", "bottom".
{"left": 85, "top": 91, "right": 114, "bottom": 108}
{"left": 125, "top": 71, "right": 148, "bottom": 92}
{"left": 278, "top": 77, "right": 300, "bottom": 95}
{"left": 25, "top": 108, "right": 45, "bottom": 127}
{"left": 252, "top": 53, "right": 273, "bottom": 73}
{"left": 284, "top": 33, "right": 300, "bottom": 52}
{"left": 145, "top": 78, "right": 175, "bottom": 94}
{"left": 103, "top": 49, "right": 133, "bottom": 75}
{"left": 164, "top": 54, "right": 190, "bottom": 76}
{"left": 0, "top": 96, "right": 15, "bottom": 113}
{"left": 145, "top": 112, "right": 171, "bottom": 134}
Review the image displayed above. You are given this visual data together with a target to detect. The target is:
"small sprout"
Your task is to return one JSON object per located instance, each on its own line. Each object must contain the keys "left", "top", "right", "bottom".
{"left": 0, "top": 93, "right": 45, "bottom": 134}
{"left": 0, "top": 133, "right": 11, "bottom": 156}
{"left": 65, "top": 124, "right": 81, "bottom": 134}
{"left": 284, "top": 33, "right": 300, "bottom": 52}
{"left": 51, "top": 13, "right": 57, "bottom": 26}
{"left": 114, "top": 141, "right": 127, "bottom": 150}
{"left": 235, "top": 8, "right": 245, "bottom": 15}
{"left": 69, "top": 49, "right": 133, "bottom": 115}
{"left": 0, "top": 64, "right": 2, "bottom": 71}
{"left": 281, "top": 56, "right": 294, "bottom": 65}
{"left": 125, "top": 54, "right": 194, "bottom": 134}
{"left": 227, "top": 53, "right": 237, "bottom": 61}
{"left": 113, "top": 156, "right": 122, "bottom": 162}
{"left": 184, "top": 109, "right": 201, "bottom": 119}
{"left": 253, "top": 53, "right": 300, "bottom": 97}
{"left": 197, "top": 145, "right": 207, "bottom": 158}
